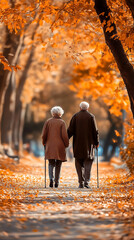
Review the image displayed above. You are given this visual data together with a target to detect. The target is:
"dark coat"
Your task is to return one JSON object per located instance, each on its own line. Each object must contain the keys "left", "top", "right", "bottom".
{"left": 67, "top": 110, "right": 99, "bottom": 159}
{"left": 42, "top": 117, "right": 69, "bottom": 161}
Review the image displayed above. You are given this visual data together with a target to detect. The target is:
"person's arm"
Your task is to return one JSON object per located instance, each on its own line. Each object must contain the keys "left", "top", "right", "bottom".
{"left": 91, "top": 116, "right": 99, "bottom": 148}
{"left": 67, "top": 115, "right": 76, "bottom": 139}
{"left": 61, "top": 122, "right": 69, "bottom": 148}
{"left": 41, "top": 121, "right": 48, "bottom": 146}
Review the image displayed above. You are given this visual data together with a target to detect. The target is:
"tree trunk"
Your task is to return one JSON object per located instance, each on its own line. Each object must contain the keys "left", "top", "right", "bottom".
{"left": 1, "top": 71, "right": 16, "bottom": 146}
{"left": 0, "top": 1, "right": 38, "bottom": 150}
{"left": 12, "top": 22, "right": 39, "bottom": 151}
{"left": 12, "top": 47, "right": 35, "bottom": 151}
{"left": 94, "top": 0, "right": 134, "bottom": 118}
{"left": 0, "top": 27, "right": 20, "bottom": 145}
{"left": 103, "top": 123, "right": 115, "bottom": 161}
{"left": 12, "top": 100, "right": 22, "bottom": 152}
{"left": 19, "top": 104, "right": 27, "bottom": 155}
{"left": 0, "top": 32, "right": 24, "bottom": 149}
{"left": 103, "top": 121, "right": 122, "bottom": 161}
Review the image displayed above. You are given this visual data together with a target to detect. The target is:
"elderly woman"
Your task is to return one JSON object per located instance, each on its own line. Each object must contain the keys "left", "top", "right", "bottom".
{"left": 42, "top": 106, "right": 69, "bottom": 188}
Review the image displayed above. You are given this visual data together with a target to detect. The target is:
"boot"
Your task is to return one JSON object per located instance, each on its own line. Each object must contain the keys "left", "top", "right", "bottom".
{"left": 49, "top": 180, "right": 53, "bottom": 188}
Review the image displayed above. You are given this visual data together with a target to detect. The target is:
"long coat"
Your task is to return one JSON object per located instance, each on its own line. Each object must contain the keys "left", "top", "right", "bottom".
{"left": 67, "top": 110, "right": 99, "bottom": 159}
{"left": 42, "top": 117, "right": 69, "bottom": 161}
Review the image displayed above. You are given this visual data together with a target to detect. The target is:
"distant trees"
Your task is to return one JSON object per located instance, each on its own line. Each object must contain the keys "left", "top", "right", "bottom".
{"left": 0, "top": 1, "right": 40, "bottom": 152}
{"left": 0, "top": 0, "right": 133, "bottom": 160}
{"left": 0, "top": 28, "right": 21, "bottom": 146}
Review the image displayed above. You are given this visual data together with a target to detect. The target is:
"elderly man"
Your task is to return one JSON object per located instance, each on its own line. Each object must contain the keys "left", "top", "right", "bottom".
{"left": 68, "top": 101, "right": 99, "bottom": 188}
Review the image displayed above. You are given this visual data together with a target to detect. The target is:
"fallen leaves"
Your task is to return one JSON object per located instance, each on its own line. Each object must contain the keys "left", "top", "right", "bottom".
{"left": 0, "top": 156, "right": 134, "bottom": 239}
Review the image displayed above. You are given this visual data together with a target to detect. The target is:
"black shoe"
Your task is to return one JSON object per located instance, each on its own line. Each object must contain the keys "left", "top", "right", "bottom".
{"left": 78, "top": 183, "right": 84, "bottom": 188}
{"left": 84, "top": 183, "right": 91, "bottom": 189}
{"left": 55, "top": 183, "right": 58, "bottom": 188}
{"left": 49, "top": 180, "right": 53, "bottom": 188}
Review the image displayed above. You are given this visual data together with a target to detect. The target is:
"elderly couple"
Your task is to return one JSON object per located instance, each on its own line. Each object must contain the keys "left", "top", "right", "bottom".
{"left": 42, "top": 101, "right": 99, "bottom": 189}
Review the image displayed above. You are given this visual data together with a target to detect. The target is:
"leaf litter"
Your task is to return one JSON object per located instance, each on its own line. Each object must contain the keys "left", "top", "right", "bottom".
{"left": 0, "top": 156, "right": 133, "bottom": 239}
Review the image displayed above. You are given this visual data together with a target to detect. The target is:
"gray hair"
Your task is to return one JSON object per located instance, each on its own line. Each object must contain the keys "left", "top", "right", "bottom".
{"left": 51, "top": 106, "right": 64, "bottom": 117}
{"left": 79, "top": 101, "right": 89, "bottom": 110}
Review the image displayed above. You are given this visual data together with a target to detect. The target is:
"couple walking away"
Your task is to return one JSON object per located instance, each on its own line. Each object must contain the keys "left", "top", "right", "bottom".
{"left": 42, "top": 101, "right": 99, "bottom": 189}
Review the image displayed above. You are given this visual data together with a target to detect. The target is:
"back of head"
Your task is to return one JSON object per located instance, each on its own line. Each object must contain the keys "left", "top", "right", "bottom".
{"left": 79, "top": 101, "right": 89, "bottom": 110}
{"left": 51, "top": 106, "right": 64, "bottom": 117}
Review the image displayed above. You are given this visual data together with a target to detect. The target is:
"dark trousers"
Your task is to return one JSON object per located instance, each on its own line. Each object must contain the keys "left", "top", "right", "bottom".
{"left": 48, "top": 159, "right": 62, "bottom": 184}
{"left": 75, "top": 158, "right": 94, "bottom": 184}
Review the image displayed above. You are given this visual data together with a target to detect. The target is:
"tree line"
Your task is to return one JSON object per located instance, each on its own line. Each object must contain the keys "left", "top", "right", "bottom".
{"left": 0, "top": 0, "right": 133, "bottom": 162}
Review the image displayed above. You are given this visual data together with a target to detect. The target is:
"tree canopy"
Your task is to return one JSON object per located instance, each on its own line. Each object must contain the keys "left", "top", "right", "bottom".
{"left": 0, "top": 1, "right": 134, "bottom": 164}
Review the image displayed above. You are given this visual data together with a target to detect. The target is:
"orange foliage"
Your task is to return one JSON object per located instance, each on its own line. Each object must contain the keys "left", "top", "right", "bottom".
{"left": 0, "top": 0, "right": 133, "bottom": 68}
{"left": 70, "top": 48, "right": 133, "bottom": 172}
{"left": 0, "top": 158, "right": 133, "bottom": 238}
{"left": 120, "top": 114, "right": 134, "bottom": 174}
{"left": 0, "top": 1, "right": 133, "bottom": 168}
{"left": 0, "top": 53, "right": 12, "bottom": 71}
{"left": 70, "top": 48, "right": 130, "bottom": 116}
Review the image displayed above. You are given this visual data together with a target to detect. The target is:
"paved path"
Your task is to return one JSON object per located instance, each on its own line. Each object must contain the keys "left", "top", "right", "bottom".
{"left": 0, "top": 158, "right": 133, "bottom": 240}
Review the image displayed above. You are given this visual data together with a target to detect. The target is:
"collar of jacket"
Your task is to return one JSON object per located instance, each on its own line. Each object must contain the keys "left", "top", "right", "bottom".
{"left": 53, "top": 116, "right": 61, "bottom": 119}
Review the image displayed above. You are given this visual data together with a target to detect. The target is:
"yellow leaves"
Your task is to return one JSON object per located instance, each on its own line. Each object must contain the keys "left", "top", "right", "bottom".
{"left": 44, "top": 64, "right": 51, "bottom": 71}
{"left": 32, "top": 229, "right": 39, "bottom": 232}
{"left": 1, "top": 232, "right": 9, "bottom": 237}
{"left": 16, "top": 217, "right": 28, "bottom": 222}
{"left": 0, "top": 53, "right": 21, "bottom": 72}
{"left": 35, "top": 191, "right": 39, "bottom": 198}
{"left": 0, "top": 1, "right": 35, "bottom": 32}
{"left": 71, "top": 54, "right": 130, "bottom": 117}
{"left": 99, "top": 12, "right": 105, "bottom": 17}
{"left": 0, "top": 53, "right": 12, "bottom": 71}
{"left": 12, "top": 65, "right": 21, "bottom": 72}
{"left": 42, "top": 42, "right": 47, "bottom": 47}
{"left": 114, "top": 130, "right": 120, "bottom": 137}
{"left": 105, "top": 26, "right": 114, "bottom": 33}
{"left": 129, "top": 190, "right": 134, "bottom": 196}
{"left": 120, "top": 117, "right": 134, "bottom": 174}
{"left": 0, "top": 156, "right": 134, "bottom": 239}
{"left": 58, "top": 195, "right": 63, "bottom": 199}
{"left": 0, "top": 0, "right": 10, "bottom": 10}
{"left": 51, "top": 43, "right": 58, "bottom": 48}
{"left": 69, "top": 85, "right": 77, "bottom": 92}
{"left": 101, "top": 20, "right": 106, "bottom": 27}
{"left": 39, "top": 19, "right": 43, "bottom": 26}
{"left": 3, "top": 64, "right": 12, "bottom": 71}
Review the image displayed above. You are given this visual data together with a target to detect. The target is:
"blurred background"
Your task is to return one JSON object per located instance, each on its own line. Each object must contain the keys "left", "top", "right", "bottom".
{"left": 22, "top": 84, "right": 123, "bottom": 162}
{"left": 0, "top": 0, "right": 133, "bottom": 169}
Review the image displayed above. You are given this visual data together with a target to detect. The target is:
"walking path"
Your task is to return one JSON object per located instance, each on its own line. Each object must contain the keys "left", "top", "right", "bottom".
{"left": 0, "top": 156, "right": 133, "bottom": 239}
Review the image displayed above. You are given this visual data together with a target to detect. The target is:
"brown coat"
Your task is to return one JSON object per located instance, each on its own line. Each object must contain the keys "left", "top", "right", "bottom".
{"left": 67, "top": 110, "right": 99, "bottom": 159}
{"left": 42, "top": 117, "right": 69, "bottom": 161}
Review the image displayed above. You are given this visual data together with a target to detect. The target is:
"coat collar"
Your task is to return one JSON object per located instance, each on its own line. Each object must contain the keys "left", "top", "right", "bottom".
{"left": 80, "top": 109, "right": 88, "bottom": 112}
{"left": 53, "top": 115, "right": 61, "bottom": 119}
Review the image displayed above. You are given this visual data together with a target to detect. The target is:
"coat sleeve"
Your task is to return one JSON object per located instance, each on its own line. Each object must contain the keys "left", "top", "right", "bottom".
{"left": 41, "top": 121, "right": 48, "bottom": 146}
{"left": 61, "top": 122, "right": 69, "bottom": 148}
{"left": 91, "top": 116, "right": 99, "bottom": 146}
{"left": 67, "top": 115, "right": 76, "bottom": 139}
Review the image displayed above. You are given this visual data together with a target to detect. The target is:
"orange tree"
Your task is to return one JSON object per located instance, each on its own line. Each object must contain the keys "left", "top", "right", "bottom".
{"left": 0, "top": 0, "right": 134, "bottom": 150}
{"left": 0, "top": 0, "right": 134, "bottom": 115}
{"left": 69, "top": 47, "right": 134, "bottom": 172}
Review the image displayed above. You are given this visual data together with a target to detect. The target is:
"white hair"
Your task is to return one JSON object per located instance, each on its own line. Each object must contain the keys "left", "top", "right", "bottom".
{"left": 51, "top": 106, "right": 64, "bottom": 117}
{"left": 79, "top": 101, "right": 89, "bottom": 110}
